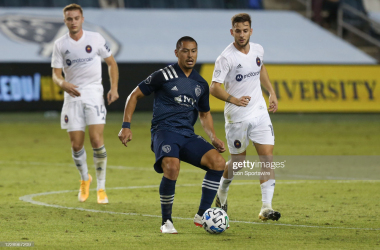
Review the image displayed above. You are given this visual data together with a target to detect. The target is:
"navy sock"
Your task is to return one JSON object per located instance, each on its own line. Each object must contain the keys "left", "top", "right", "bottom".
{"left": 159, "top": 176, "right": 176, "bottom": 225}
{"left": 198, "top": 169, "right": 224, "bottom": 216}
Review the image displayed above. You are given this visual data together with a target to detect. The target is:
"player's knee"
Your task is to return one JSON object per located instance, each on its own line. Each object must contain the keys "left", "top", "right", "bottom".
{"left": 71, "top": 143, "right": 84, "bottom": 152}
{"left": 90, "top": 137, "right": 103, "bottom": 149}
{"left": 207, "top": 154, "right": 225, "bottom": 171}
{"left": 161, "top": 158, "right": 180, "bottom": 179}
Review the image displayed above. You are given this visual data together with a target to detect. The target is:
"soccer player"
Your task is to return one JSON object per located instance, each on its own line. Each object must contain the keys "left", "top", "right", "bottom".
{"left": 118, "top": 36, "right": 226, "bottom": 234}
{"left": 51, "top": 4, "right": 119, "bottom": 204}
{"left": 210, "top": 13, "right": 281, "bottom": 221}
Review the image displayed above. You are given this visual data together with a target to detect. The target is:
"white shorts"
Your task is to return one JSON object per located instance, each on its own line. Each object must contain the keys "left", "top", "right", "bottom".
{"left": 225, "top": 113, "right": 274, "bottom": 154}
{"left": 61, "top": 97, "right": 107, "bottom": 132}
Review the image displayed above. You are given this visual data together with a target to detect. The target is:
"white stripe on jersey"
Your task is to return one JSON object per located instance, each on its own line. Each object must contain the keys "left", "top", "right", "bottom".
{"left": 159, "top": 69, "right": 169, "bottom": 80}
{"left": 168, "top": 65, "right": 178, "bottom": 78}
{"left": 164, "top": 67, "right": 174, "bottom": 79}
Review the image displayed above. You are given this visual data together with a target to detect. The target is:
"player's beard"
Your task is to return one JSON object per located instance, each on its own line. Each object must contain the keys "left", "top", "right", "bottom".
{"left": 235, "top": 37, "right": 250, "bottom": 49}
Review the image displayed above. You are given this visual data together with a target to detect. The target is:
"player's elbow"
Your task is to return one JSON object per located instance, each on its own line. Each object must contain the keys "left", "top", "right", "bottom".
{"left": 199, "top": 111, "right": 209, "bottom": 120}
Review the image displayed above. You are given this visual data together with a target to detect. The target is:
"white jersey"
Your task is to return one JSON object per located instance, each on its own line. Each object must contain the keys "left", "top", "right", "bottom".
{"left": 51, "top": 30, "right": 112, "bottom": 102}
{"left": 212, "top": 42, "right": 268, "bottom": 123}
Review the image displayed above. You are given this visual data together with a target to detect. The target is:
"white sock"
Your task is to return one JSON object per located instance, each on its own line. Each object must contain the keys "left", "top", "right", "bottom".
{"left": 219, "top": 176, "right": 233, "bottom": 192}
{"left": 72, "top": 147, "right": 89, "bottom": 181}
{"left": 260, "top": 179, "right": 275, "bottom": 209}
{"left": 93, "top": 145, "right": 107, "bottom": 191}
{"left": 218, "top": 176, "right": 233, "bottom": 204}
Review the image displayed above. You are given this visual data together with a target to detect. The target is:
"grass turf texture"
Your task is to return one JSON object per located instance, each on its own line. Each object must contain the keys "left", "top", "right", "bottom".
{"left": 0, "top": 112, "right": 379, "bottom": 249}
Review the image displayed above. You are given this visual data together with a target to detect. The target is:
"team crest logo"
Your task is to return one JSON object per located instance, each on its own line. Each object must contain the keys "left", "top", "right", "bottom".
{"left": 145, "top": 75, "right": 152, "bottom": 84}
{"left": 66, "top": 59, "right": 71, "bottom": 66}
{"left": 162, "top": 145, "right": 171, "bottom": 153}
{"left": 256, "top": 56, "right": 261, "bottom": 67}
{"left": 86, "top": 45, "right": 92, "bottom": 53}
{"left": 214, "top": 70, "right": 221, "bottom": 77}
{"left": 0, "top": 14, "right": 121, "bottom": 58}
{"left": 236, "top": 74, "right": 243, "bottom": 82}
{"left": 234, "top": 140, "right": 241, "bottom": 148}
{"left": 64, "top": 115, "right": 69, "bottom": 123}
{"left": 195, "top": 85, "right": 202, "bottom": 97}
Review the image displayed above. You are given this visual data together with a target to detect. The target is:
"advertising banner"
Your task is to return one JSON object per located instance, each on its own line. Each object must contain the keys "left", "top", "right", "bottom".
{"left": 200, "top": 65, "right": 380, "bottom": 113}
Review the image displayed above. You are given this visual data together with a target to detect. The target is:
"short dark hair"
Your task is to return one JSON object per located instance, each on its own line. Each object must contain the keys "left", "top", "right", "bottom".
{"left": 231, "top": 13, "right": 251, "bottom": 27}
{"left": 63, "top": 3, "right": 83, "bottom": 16}
{"left": 176, "top": 36, "right": 197, "bottom": 50}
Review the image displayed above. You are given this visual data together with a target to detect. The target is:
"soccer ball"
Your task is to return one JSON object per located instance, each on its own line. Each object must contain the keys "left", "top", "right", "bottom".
{"left": 201, "top": 207, "right": 229, "bottom": 234}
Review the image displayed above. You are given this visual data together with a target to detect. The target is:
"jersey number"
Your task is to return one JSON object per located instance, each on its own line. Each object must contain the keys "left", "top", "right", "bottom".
{"left": 95, "top": 105, "right": 105, "bottom": 117}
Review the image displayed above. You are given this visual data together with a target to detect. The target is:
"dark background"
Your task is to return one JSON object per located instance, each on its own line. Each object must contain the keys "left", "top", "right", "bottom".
{"left": 0, "top": 62, "right": 202, "bottom": 112}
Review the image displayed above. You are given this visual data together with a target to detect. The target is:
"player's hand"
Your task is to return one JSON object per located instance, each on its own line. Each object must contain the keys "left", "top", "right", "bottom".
{"left": 107, "top": 89, "right": 119, "bottom": 105}
{"left": 118, "top": 128, "right": 132, "bottom": 147}
{"left": 60, "top": 81, "right": 80, "bottom": 97}
{"left": 268, "top": 94, "right": 278, "bottom": 113}
{"left": 234, "top": 96, "right": 251, "bottom": 107}
{"left": 212, "top": 138, "right": 226, "bottom": 153}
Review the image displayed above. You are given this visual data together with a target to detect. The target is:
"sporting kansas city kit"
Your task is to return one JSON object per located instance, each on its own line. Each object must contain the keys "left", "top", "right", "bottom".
{"left": 51, "top": 30, "right": 112, "bottom": 131}
{"left": 138, "top": 63, "right": 215, "bottom": 173}
{"left": 212, "top": 42, "right": 274, "bottom": 154}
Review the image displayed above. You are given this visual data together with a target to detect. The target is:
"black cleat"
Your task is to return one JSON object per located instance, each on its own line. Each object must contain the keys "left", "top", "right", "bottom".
{"left": 258, "top": 208, "right": 281, "bottom": 221}
{"left": 215, "top": 194, "right": 228, "bottom": 213}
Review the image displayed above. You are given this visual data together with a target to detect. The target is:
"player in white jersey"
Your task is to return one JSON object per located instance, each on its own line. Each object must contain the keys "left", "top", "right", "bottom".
{"left": 210, "top": 13, "right": 280, "bottom": 221}
{"left": 51, "top": 4, "right": 119, "bottom": 204}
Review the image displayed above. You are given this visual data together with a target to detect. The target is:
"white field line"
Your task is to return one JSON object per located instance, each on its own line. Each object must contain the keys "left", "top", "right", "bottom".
{"left": 0, "top": 160, "right": 203, "bottom": 173}
{"left": 19, "top": 183, "right": 380, "bottom": 232}
{"left": 1, "top": 160, "right": 379, "bottom": 179}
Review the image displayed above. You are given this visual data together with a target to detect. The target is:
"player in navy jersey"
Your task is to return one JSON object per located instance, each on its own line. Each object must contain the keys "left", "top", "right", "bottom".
{"left": 118, "top": 36, "right": 227, "bottom": 234}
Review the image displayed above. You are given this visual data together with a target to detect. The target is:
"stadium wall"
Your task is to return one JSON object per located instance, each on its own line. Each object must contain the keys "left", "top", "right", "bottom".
{"left": 0, "top": 63, "right": 379, "bottom": 113}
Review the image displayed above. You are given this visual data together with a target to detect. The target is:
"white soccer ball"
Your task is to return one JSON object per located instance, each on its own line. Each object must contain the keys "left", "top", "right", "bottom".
{"left": 201, "top": 207, "right": 229, "bottom": 234}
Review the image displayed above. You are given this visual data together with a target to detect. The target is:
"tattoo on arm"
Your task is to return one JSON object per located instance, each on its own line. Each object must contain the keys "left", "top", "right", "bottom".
{"left": 226, "top": 95, "right": 232, "bottom": 103}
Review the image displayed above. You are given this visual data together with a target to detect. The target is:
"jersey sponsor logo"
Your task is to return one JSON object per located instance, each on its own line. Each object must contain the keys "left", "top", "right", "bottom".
{"left": 236, "top": 70, "right": 261, "bottom": 82}
{"left": 64, "top": 115, "right": 69, "bottom": 123}
{"left": 65, "top": 50, "right": 70, "bottom": 54}
{"left": 145, "top": 75, "right": 152, "bottom": 84}
{"left": 86, "top": 45, "right": 92, "bottom": 53}
{"left": 195, "top": 85, "right": 201, "bottom": 97}
{"left": 236, "top": 74, "right": 243, "bottom": 82}
{"left": 0, "top": 14, "right": 121, "bottom": 58}
{"left": 171, "top": 86, "right": 178, "bottom": 91}
{"left": 214, "top": 70, "right": 221, "bottom": 78}
{"left": 256, "top": 56, "right": 261, "bottom": 67}
{"left": 68, "top": 57, "right": 93, "bottom": 66}
{"left": 162, "top": 145, "right": 171, "bottom": 153}
{"left": 174, "top": 95, "right": 196, "bottom": 107}
{"left": 237, "top": 64, "right": 243, "bottom": 69}
{"left": 234, "top": 140, "right": 241, "bottom": 148}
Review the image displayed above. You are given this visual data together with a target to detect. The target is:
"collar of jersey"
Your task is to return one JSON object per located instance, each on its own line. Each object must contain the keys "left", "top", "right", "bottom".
{"left": 173, "top": 62, "right": 195, "bottom": 79}
{"left": 231, "top": 42, "right": 251, "bottom": 56}
{"left": 68, "top": 30, "right": 86, "bottom": 44}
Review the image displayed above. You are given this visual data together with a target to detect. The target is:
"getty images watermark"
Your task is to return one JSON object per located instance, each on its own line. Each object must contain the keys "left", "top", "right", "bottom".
{"left": 228, "top": 155, "right": 380, "bottom": 180}
{"left": 232, "top": 159, "right": 285, "bottom": 177}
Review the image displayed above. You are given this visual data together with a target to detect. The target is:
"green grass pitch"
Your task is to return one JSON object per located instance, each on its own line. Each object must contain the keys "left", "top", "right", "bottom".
{"left": 0, "top": 112, "right": 379, "bottom": 249}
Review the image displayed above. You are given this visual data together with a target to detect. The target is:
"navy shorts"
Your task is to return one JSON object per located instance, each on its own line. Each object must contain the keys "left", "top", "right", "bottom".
{"left": 151, "top": 130, "right": 215, "bottom": 173}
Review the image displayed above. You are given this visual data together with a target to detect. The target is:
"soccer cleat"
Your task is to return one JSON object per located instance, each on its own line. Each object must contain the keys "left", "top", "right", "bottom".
{"left": 160, "top": 220, "right": 178, "bottom": 234}
{"left": 78, "top": 174, "right": 92, "bottom": 202}
{"left": 258, "top": 208, "right": 281, "bottom": 221}
{"left": 215, "top": 193, "right": 228, "bottom": 213}
{"left": 97, "top": 189, "right": 108, "bottom": 204}
{"left": 193, "top": 214, "right": 203, "bottom": 227}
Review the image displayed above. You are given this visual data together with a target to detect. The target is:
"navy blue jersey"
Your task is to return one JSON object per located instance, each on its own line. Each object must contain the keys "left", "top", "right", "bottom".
{"left": 138, "top": 63, "right": 210, "bottom": 137}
